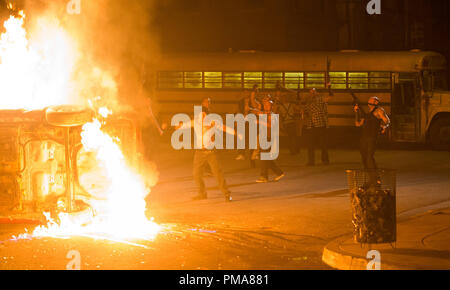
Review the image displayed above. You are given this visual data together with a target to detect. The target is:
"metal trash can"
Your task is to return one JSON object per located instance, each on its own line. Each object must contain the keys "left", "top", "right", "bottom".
{"left": 346, "top": 169, "right": 397, "bottom": 244}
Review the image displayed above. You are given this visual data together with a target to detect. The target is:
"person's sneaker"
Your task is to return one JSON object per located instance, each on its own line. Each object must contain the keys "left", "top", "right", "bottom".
{"left": 274, "top": 173, "right": 285, "bottom": 182}
{"left": 193, "top": 194, "right": 207, "bottom": 201}
{"left": 256, "top": 177, "right": 269, "bottom": 183}
{"left": 235, "top": 154, "right": 245, "bottom": 161}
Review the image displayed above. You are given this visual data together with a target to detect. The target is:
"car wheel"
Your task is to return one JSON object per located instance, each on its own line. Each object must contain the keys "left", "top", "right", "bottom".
{"left": 45, "top": 106, "right": 93, "bottom": 127}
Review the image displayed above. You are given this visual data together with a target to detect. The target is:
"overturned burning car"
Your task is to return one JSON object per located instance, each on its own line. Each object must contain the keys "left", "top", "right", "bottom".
{"left": 0, "top": 106, "right": 141, "bottom": 215}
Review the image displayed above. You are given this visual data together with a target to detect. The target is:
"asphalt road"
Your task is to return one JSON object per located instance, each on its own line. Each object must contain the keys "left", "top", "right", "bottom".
{"left": 1, "top": 148, "right": 449, "bottom": 270}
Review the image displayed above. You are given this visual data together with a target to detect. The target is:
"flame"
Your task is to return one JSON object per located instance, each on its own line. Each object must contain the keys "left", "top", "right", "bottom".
{"left": 98, "top": 106, "right": 112, "bottom": 118}
{"left": 0, "top": 13, "right": 78, "bottom": 110}
{"left": 0, "top": 11, "right": 160, "bottom": 241}
{"left": 33, "top": 116, "right": 160, "bottom": 240}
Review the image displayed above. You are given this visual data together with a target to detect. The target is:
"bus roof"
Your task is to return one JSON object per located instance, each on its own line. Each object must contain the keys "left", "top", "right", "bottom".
{"left": 156, "top": 51, "right": 447, "bottom": 72}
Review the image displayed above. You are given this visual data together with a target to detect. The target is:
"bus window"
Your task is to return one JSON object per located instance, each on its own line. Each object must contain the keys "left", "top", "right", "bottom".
{"left": 393, "top": 82, "right": 416, "bottom": 114}
{"left": 184, "top": 72, "right": 203, "bottom": 89}
{"left": 285, "top": 72, "right": 304, "bottom": 89}
{"left": 158, "top": 72, "right": 183, "bottom": 89}
{"left": 399, "top": 72, "right": 417, "bottom": 83}
{"left": 369, "top": 72, "right": 391, "bottom": 90}
{"left": 306, "top": 72, "right": 325, "bottom": 89}
{"left": 329, "top": 72, "right": 346, "bottom": 89}
{"left": 348, "top": 72, "right": 369, "bottom": 89}
{"left": 264, "top": 72, "right": 283, "bottom": 89}
{"left": 204, "top": 72, "right": 222, "bottom": 89}
{"left": 224, "top": 72, "right": 242, "bottom": 89}
{"left": 244, "top": 72, "right": 262, "bottom": 89}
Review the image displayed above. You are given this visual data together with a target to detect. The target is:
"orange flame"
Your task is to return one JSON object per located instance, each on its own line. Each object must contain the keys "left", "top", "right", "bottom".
{"left": 0, "top": 11, "right": 160, "bottom": 241}
{"left": 33, "top": 116, "right": 160, "bottom": 240}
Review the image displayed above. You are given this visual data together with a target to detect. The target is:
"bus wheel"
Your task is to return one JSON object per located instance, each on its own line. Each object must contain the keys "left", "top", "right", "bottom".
{"left": 430, "top": 118, "right": 450, "bottom": 150}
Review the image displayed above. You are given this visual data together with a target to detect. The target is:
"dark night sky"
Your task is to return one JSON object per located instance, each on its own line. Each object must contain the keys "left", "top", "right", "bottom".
{"left": 155, "top": 0, "right": 450, "bottom": 57}
{"left": 0, "top": 0, "right": 449, "bottom": 68}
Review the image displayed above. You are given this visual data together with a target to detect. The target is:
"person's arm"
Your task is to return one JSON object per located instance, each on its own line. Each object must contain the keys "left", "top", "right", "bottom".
{"left": 249, "top": 90, "right": 261, "bottom": 112}
{"left": 148, "top": 105, "right": 164, "bottom": 135}
{"left": 214, "top": 122, "right": 243, "bottom": 141}
{"left": 355, "top": 118, "right": 365, "bottom": 127}
{"left": 176, "top": 119, "right": 195, "bottom": 130}
{"left": 278, "top": 84, "right": 297, "bottom": 94}
{"left": 354, "top": 105, "right": 365, "bottom": 127}
{"left": 244, "top": 98, "right": 250, "bottom": 115}
{"left": 374, "top": 107, "right": 391, "bottom": 134}
{"left": 175, "top": 111, "right": 206, "bottom": 130}
{"left": 249, "top": 102, "right": 262, "bottom": 115}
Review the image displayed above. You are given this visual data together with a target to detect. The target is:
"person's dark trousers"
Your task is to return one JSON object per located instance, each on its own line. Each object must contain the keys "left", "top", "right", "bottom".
{"left": 193, "top": 150, "right": 229, "bottom": 196}
{"left": 360, "top": 137, "right": 378, "bottom": 185}
{"left": 285, "top": 122, "right": 299, "bottom": 155}
{"left": 238, "top": 123, "right": 255, "bottom": 167}
{"left": 360, "top": 137, "right": 378, "bottom": 170}
{"left": 260, "top": 160, "right": 283, "bottom": 180}
{"left": 307, "top": 127, "right": 329, "bottom": 165}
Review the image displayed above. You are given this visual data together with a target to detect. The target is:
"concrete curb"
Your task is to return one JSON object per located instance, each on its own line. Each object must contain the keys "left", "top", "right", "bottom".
{"left": 321, "top": 235, "right": 413, "bottom": 270}
{"left": 322, "top": 203, "right": 450, "bottom": 270}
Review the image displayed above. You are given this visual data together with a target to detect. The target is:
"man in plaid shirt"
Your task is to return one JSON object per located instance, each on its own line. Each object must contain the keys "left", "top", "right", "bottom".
{"left": 303, "top": 87, "right": 332, "bottom": 166}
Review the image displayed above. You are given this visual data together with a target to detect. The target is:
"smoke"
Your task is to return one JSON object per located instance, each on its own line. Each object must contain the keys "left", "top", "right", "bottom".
{"left": 21, "top": 0, "right": 161, "bottom": 124}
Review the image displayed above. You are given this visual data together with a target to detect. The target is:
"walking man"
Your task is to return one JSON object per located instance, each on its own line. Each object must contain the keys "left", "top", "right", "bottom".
{"left": 178, "top": 97, "right": 235, "bottom": 202}
{"left": 303, "top": 86, "right": 332, "bottom": 166}
{"left": 235, "top": 90, "right": 251, "bottom": 162}
{"left": 256, "top": 96, "right": 285, "bottom": 183}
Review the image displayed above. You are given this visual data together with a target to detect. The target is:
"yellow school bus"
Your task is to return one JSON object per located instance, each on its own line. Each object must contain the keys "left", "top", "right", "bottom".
{"left": 153, "top": 50, "right": 450, "bottom": 149}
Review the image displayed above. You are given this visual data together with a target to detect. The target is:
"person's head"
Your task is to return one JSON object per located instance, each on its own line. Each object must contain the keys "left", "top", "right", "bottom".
{"left": 309, "top": 88, "right": 317, "bottom": 95}
{"left": 201, "top": 97, "right": 211, "bottom": 109}
{"left": 252, "top": 84, "right": 259, "bottom": 91}
{"left": 276, "top": 80, "right": 282, "bottom": 91}
{"left": 368, "top": 96, "right": 380, "bottom": 109}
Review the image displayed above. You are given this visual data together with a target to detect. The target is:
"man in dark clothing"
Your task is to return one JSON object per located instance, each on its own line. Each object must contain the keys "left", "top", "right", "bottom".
{"left": 354, "top": 96, "right": 391, "bottom": 170}
{"left": 303, "top": 87, "right": 332, "bottom": 166}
